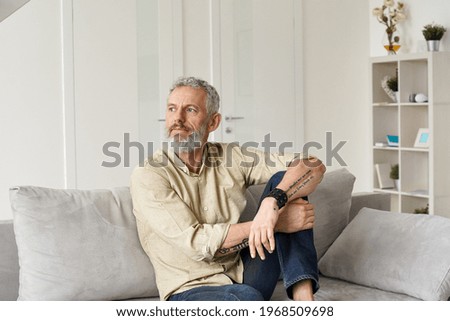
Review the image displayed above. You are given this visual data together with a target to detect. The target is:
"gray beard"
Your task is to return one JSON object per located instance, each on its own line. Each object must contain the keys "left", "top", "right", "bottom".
{"left": 169, "top": 132, "right": 203, "bottom": 153}
{"left": 167, "top": 120, "right": 209, "bottom": 154}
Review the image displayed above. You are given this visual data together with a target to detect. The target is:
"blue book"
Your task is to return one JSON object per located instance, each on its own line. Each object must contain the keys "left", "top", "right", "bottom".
{"left": 386, "top": 135, "right": 399, "bottom": 147}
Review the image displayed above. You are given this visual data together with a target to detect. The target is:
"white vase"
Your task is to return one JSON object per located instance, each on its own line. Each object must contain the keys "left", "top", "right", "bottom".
{"left": 394, "top": 179, "right": 400, "bottom": 190}
{"left": 394, "top": 91, "right": 400, "bottom": 103}
{"left": 427, "top": 40, "right": 440, "bottom": 52}
{"left": 382, "top": 31, "right": 401, "bottom": 55}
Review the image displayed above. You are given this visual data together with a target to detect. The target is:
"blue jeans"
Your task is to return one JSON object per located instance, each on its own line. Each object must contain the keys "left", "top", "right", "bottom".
{"left": 169, "top": 172, "right": 319, "bottom": 301}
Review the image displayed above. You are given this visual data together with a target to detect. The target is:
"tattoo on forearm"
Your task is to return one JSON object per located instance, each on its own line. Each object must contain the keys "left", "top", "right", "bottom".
{"left": 284, "top": 169, "right": 313, "bottom": 199}
{"left": 286, "top": 170, "right": 311, "bottom": 192}
{"left": 218, "top": 238, "right": 249, "bottom": 255}
{"left": 217, "top": 248, "right": 230, "bottom": 254}
{"left": 287, "top": 175, "right": 314, "bottom": 198}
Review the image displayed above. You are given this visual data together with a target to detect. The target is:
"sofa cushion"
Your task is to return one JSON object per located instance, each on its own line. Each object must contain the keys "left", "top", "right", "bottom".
{"left": 315, "top": 276, "right": 419, "bottom": 301}
{"left": 318, "top": 208, "right": 450, "bottom": 301}
{"left": 10, "top": 186, "right": 158, "bottom": 301}
{"left": 309, "top": 168, "right": 355, "bottom": 259}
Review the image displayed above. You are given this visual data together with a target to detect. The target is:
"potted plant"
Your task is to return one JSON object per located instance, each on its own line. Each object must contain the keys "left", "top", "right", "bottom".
{"left": 387, "top": 75, "right": 399, "bottom": 102}
{"left": 422, "top": 23, "right": 447, "bottom": 51}
{"left": 414, "top": 204, "right": 429, "bottom": 214}
{"left": 390, "top": 164, "right": 399, "bottom": 190}
{"left": 387, "top": 75, "right": 398, "bottom": 92}
{"left": 382, "top": 74, "right": 399, "bottom": 102}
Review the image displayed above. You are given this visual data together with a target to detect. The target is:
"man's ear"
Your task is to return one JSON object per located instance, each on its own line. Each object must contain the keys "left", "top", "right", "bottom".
{"left": 207, "top": 113, "right": 221, "bottom": 132}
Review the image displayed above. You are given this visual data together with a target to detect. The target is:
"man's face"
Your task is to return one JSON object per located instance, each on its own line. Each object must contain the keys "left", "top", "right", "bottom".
{"left": 166, "top": 86, "right": 210, "bottom": 152}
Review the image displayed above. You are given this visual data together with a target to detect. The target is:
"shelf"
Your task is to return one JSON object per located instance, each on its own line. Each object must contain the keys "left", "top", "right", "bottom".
{"left": 372, "top": 146, "right": 428, "bottom": 152}
{"left": 373, "top": 102, "right": 398, "bottom": 107}
{"left": 401, "top": 191, "right": 429, "bottom": 199}
{"left": 374, "top": 188, "right": 429, "bottom": 199}
{"left": 373, "top": 102, "right": 429, "bottom": 108}
{"left": 400, "top": 103, "right": 428, "bottom": 107}
{"left": 400, "top": 147, "right": 429, "bottom": 152}
{"left": 373, "top": 146, "right": 398, "bottom": 151}
{"left": 370, "top": 52, "right": 450, "bottom": 217}
{"left": 373, "top": 188, "right": 399, "bottom": 195}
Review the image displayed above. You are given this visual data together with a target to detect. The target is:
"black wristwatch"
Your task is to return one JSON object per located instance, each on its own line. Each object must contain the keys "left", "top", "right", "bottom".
{"left": 266, "top": 188, "right": 288, "bottom": 209}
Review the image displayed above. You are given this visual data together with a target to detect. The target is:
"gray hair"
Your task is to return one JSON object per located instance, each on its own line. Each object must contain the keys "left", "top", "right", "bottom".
{"left": 169, "top": 77, "right": 220, "bottom": 116}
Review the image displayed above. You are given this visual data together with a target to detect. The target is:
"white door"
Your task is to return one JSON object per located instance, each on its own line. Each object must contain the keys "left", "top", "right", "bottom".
{"left": 212, "top": 0, "right": 304, "bottom": 153}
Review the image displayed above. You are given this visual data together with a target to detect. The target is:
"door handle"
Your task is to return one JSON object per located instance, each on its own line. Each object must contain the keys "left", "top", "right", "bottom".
{"left": 225, "top": 116, "right": 245, "bottom": 122}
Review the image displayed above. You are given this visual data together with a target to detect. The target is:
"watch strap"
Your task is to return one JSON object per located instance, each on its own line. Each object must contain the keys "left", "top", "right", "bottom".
{"left": 266, "top": 188, "right": 288, "bottom": 209}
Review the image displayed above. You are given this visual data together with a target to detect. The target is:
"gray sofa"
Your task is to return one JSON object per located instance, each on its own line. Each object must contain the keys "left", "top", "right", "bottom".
{"left": 2, "top": 168, "right": 450, "bottom": 301}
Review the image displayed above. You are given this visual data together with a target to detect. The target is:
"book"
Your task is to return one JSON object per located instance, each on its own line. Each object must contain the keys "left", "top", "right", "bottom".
{"left": 386, "top": 135, "right": 399, "bottom": 147}
{"left": 375, "top": 163, "right": 395, "bottom": 189}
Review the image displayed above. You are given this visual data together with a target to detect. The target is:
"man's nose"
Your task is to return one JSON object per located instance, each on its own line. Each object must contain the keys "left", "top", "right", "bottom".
{"left": 173, "top": 108, "right": 186, "bottom": 123}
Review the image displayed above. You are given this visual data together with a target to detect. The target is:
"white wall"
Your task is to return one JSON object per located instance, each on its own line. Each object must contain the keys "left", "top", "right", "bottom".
{"left": 369, "top": 0, "right": 450, "bottom": 56}
{"left": 0, "top": 0, "right": 65, "bottom": 220}
{"left": 72, "top": 0, "right": 140, "bottom": 189}
{"left": 303, "top": 0, "right": 371, "bottom": 192}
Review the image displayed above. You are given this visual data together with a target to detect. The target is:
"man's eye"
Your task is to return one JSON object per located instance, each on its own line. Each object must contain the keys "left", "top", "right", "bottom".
{"left": 168, "top": 107, "right": 176, "bottom": 112}
{"left": 187, "top": 107, "right": 197, "bottom": 113}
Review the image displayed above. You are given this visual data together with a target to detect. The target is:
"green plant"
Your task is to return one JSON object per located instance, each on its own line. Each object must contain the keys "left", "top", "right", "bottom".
{"left": 386, "top": 75, "right": 398, "bottom": 92}
{"left": 390, "top": 164, "right": 399, "bottom": 180}
{"left": 422, "top": 23, "right": 447, "bottom": 41}
{"left": 414, "top": 204, "right": 429, "bottom": 214}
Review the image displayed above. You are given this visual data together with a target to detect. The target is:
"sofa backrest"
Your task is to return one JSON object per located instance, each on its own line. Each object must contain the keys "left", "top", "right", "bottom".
{"left": 0, "top": 220, "right": 19, "bottom": 300}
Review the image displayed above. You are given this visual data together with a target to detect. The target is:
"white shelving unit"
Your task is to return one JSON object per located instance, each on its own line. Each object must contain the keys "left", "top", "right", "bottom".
{"left": 370, "top": 52, "right": 450, "bottom": 218}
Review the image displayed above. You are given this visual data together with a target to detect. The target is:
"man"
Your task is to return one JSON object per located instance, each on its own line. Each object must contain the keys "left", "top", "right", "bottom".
{"left": 131, "top": 77, "right": 326, "bottom": 301}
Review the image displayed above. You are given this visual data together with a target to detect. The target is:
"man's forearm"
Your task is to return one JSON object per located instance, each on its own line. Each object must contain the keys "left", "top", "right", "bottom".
{"left": 276, "top": 157, "right": 325, "bottom": 201}
{"left": 215, "top": 222, "right": 252, "bottom": 257}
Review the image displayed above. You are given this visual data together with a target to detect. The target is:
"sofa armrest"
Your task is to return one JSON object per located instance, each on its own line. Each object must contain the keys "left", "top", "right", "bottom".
{"left": 0, "top": 220, "right": 19, "bottom": 300}
{"left": 349, "top": 192, "right": 390, "bottom": 222}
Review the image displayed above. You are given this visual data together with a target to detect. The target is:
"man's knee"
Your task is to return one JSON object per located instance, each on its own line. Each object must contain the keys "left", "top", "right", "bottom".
{"left": 268, "top": 171, "right": 286, "bottom": 187}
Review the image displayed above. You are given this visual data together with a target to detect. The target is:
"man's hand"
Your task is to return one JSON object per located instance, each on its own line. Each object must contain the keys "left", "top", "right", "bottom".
{"left": 275, "top": 198, "right": 315, "bottom": 233}
{"left": 248, "top": 197, "right": 279, "bottom": 260}
{"left": 248, "top": 198, "right": 315, "bottom": 260}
